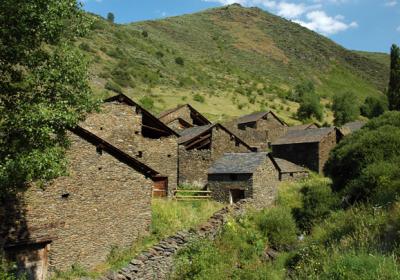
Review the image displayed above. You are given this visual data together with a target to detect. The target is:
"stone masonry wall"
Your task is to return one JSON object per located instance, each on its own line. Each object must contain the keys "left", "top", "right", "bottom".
{"left": 272, "top": 142, "right": 319, "bottom": 173}
{"left": 81, "top": 102, "right": 178, "bottom": 195}
{"left": 252, "top": 159, "right": 279, "bottom": 209}
{"left": 178, "top": 127, "right": 252, "bottom": 187}
{"left": 160, "top": 106, "right": 192, "bottom": 126}
{"left": 318, "top": 130, "right": 338, "bottom": 174}
{"left": 208, "top": 174, "right": 253, "bottom": 203}
{"left": 10, "top": 133, "right": 153, "bottom": 273}
{"left": 101, "top": 200, "right": 250, "bottom": 280}
{"left": 178, "top": 147, "right": 212, "bottom": 187}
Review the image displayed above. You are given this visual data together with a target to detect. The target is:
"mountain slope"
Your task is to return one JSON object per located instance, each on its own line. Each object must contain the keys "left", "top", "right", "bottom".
{"left": 81, "top": 4, "right": 389, "bottom": 123}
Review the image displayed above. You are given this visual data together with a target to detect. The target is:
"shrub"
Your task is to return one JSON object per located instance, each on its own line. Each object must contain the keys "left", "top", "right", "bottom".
{"left": 79, "top": 42, "right": 93, "bottom": 53}
{"left": 142, "top": 30, "right": 148, "bottom": 37}
{"left": 325, "top": 113, "right": 400, "bottom": 203}
{"left": 193, "top": 94, "right": 205, "bottom": 103}
{"left": 360, "top": 96, "right": 388, "bottom": 119}
{"left": 256, "top": 207, "right": 298, "bottom": 250}
{"left": 104, "top": 81, "right": 122, "bottom": 94}
{"left": 297, "top": 91, "right": 323, "bottom": 121}
{"left": 155, "top": 51, "right": 164, "bottom": 59}
{"left": 139, "top": 96, "right": 154, "bottom": 111}
{"left": 332, "top": 91, "right": 359, "bottom": 126}
{"left": 292, "top": 181, "right": 339, "bottom": 232}
{"left": 175, "top": 57, "right": 184, "bottom": 66}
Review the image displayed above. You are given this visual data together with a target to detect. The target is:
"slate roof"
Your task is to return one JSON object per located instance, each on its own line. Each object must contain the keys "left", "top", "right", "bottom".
{"left": 178, "top": 124, "right": 214, "bottom": 144}
{"left": 272, "top": 127, "right": 336, "bottom": 145}
{"left": 208, "top": 153, "right": 269, "bottom": 174}
{"left": 273, "top": 157, "right": 307, "bottom": 173}
{"left": 158, "top": 104, "right": 211, "bottom": 125}
{"left": 236, "top": 111, "right": 287, "bottom": 126}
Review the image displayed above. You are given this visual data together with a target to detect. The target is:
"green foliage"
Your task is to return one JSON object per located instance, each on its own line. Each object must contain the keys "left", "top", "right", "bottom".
{"left": 175, "top": 57, "right": 185, "bottom": 66}
{"left": 142, "top": 30, "right": 148, "bottom": 38}
{"left": 139, "top": 96, "right": 154, "bottom": 110}
{"left": 332, "top": 91, "right": 359, "bottom": 126}
{"left": 107, "top": 12, "right": 115, "bottom": 23}
{"left": 325, "top": 111, "right": 400, "bottom": 204}
{"left": 256, "top": 208, "right": 298, "bottom": 250}
{"left": 0, "top": 259, "right": 17, "bottom": 280}
{"left": 52, "top": 264, "right": 98, "bottom": 280}
{"left": 292, "top": 181, "right": 339, "bottom": 232}
{"left": 297, "top": 91, "right": 323, "bottom": 121}
{"left": 360, "top": 96, "right": 388, "bottom": 118}
{"left": 388, "top": 44, "right": 400, "bottom": 111}
{"left": 291, "top": 81, "right": 315, "bottom": 102}
{"left": 0, "top": 0, "right": 97, "bottom": 196}
{"left": 193, "top": 94, "right": 205, "bottom": 103}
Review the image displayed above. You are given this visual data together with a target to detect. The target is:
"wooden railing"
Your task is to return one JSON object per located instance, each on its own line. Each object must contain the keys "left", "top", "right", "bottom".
{"left": 173, "top": 190, "right": 212, "bottom": 201}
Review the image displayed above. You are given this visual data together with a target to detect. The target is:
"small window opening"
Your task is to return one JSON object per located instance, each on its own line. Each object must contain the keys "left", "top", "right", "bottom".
{"left": 137, "top": 151, "right": 143, "bottom": 158}
{"left": 230, "top": 174, "right": 238, "bottom": 181}
{"left": 167, "top": 154, "right": 172, "bottom": 158}
{"left": 61, "top": 193, "right": 70, "bottom": 199}
{"left": 96, "top": 146, "right": 103, "bottom": 155}
{"left": 98, "top": 167, "right": 103, "bottom": 171}
{"left": 100, "top": 127, "right": 104, "bottom": 131}
{"left": 235, "top": 139, "right": 240, "bottom": 147}
{"left": 135, "top": 131, "right": 140, "bottom": 135}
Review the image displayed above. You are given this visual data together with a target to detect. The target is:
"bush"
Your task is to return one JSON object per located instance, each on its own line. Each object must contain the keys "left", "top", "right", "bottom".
{"left": 325, "top": 112, "right": 400, "bottom": 203}
{"left": 256, "top": 207, "right": 298, "bottom": 250}
{"left": 79, "top": 42, "right": 93, "bottom": 53}
{"left": 332, "top": 91, "right": 359, "bottom": 126}
{"left": 175, "top": 57, "right": 184, "bottom": 66}
{"left": 104, "top": 81, "right": 123, "bottom": 94}
{"left": 292, "top": 181, "right": 339, "bottom": 232}
{"left": 142, "top": 30, "right": 148, "bottom": 37}
{"left": 193, "top": 94, "right": 205, "bottom": 103}
{"left": 297, "top": 91, "right": 323, "bottom": 121}
{"left": 360, "top": 96, "right": 388, "bottom": 119}
{"left": 139, "top": 96, "right": 154, "bottom": 111}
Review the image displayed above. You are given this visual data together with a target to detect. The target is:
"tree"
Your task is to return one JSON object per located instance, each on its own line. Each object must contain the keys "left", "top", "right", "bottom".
{"left": 0, "top": 1, "right": 96, "bottom": 196}
{"left": 360, "top": 96, "right": 388, "bottom": 119}
{"left": 292, "top": 81, "right": 315, "bottom": 102}
{"left": 332, "top": 91, "right": 359, "bottom": 126}
{"left": 107, "top": 12, "right": 115, "bottom": 23}
{"left": 388, "top": 44, "right": 400, "bottom": 110}
{"left": 297, "top": 91, "right": 323, "bottom": 121}
{"left": 324, "top": 111, "right": 400, "bottom": 205}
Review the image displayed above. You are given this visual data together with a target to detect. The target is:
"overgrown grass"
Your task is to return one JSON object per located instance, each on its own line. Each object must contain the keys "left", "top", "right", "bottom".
{"left": 54, "top": 199, "right": 222, "bottom": 279}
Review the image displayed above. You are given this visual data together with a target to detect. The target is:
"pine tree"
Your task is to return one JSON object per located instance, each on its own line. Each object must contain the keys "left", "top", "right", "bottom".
{"left": 388, "top": 44, "right": 400, "bottom": 110}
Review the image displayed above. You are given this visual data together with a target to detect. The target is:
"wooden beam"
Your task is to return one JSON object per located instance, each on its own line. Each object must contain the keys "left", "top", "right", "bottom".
{"left": 194, "top": 139, "right": 212, "bottom": 150}
{"left": 186, "top": 137, "right": 211, "bottom": 150}
{"left": 142, "top": 124, "right": 169, "bottom": 134}
{"left": 185, "top": 133, "right": 211, "bottom": 149}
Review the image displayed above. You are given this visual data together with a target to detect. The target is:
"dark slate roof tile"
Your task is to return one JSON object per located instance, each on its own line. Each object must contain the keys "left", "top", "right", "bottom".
{"left": 273, "top": 157, "right": 307, "bottom": 173}
{"left": 272, "top": 127, "right": 335, "bottom": 145}
{"left": 208, "top": 152, "right": 269, "bottom": 174}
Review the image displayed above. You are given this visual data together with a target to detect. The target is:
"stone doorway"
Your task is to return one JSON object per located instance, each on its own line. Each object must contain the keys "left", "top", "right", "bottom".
{"left": 152, "top": 176, "right": 168, "bottom": 197}
{"left": 229, "top": 189, "right": 245, "bottom": 204}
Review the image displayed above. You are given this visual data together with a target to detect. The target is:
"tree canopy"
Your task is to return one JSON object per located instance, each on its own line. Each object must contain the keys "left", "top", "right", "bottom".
{"left": 0, "top": 1, "right": 97, "bottom": 196}
{"left": 325, "top": 111, "right": 400, "bottom": 205}
{"left": 332, "top": 91, "right": 359, "bottom": 126}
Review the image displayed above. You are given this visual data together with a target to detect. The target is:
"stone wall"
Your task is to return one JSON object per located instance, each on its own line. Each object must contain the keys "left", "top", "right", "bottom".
{"left": 4, "top": 133, "right": 153, "bottom": 273}
{"left": 252, "top": 158, "right": 279, "bottom": 209}
{"left": 101, "top": 200, "right": 249, "bottom": 280}
{"left": 81, "top": 102, "right": 178, "bottom": 195}
{"left": 178, "top": 126, "right": 252, "bottom": 187}
{"left": 280, "top": 172, "right": 309, "bottom": 181}
{"left": 208, "top": 174, "right": 253, "bottom": 203}
{"left": 160, "top": 106, "right": 192, "bottom": 126}
{"left": 178, "top": 147, "right": 212, "bottom": 187}
{"left": 318, "top": 130, "right": 338, "bottom": 174}
{"left": 272, "top": 142, "right": 319, "bottom": 173}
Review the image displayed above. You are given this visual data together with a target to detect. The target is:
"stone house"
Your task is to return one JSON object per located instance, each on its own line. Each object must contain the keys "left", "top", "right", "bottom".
{"left": 1, "top": 126, "right": 161, "bottom": 279}
{"left": 80, "top": 93, "right": 179, "bottom": 196}
{"left": 232, "top": 111, "right": 288, "bottom": 150}
{"left": 158, "top": 104, "right": 211, "bottom": 133}
{"left": 271, "top": 127, "right": 343, "bottom": 174}
{"left": 178, "top": 124, "right": 255, "bottom": 187}
{"left": 273, "top": 157, "right": 309, "bottom": 181}
{"left": 287, "top": 123, "right": 320, "bottom": 131}
{"left": 207, "top": 153, "right": 279, "bottom": 208}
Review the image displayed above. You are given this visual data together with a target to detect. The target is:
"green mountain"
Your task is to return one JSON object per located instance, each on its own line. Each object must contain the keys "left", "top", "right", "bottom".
{"left": 81, "top": 4, "right": 389, "bottom": 123}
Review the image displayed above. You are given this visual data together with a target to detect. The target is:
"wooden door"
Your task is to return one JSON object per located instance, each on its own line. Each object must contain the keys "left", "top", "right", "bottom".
{"left": 153, "top": 177, "right": 168, "bottom": 197}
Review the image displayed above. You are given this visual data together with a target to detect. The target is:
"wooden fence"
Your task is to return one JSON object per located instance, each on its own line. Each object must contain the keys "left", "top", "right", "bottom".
{"left": 173, "top": 190, "right": 212, "bottom": 201}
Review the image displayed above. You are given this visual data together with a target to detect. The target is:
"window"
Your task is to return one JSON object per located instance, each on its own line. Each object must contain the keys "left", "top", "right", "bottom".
{"left": 230, "top": 174, "right": 238, "bottom": 181}
{"left": 137, "top": 151, "right": 143, "bottom": 158}
{"left": 61, "top": 193, "right": 70, "bottom": 199}
{"left": 96, "top": 146, "right": 103, "bottom": 155}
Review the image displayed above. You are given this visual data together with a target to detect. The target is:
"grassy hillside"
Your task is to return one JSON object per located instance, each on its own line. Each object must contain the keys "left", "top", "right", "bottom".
{"left": 80, "top": 4, "right": 389, "bottom": 123}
